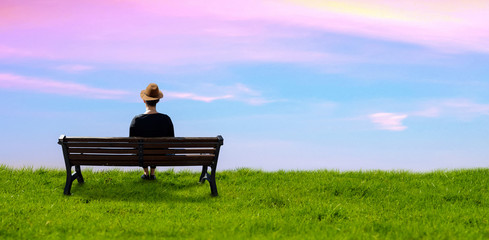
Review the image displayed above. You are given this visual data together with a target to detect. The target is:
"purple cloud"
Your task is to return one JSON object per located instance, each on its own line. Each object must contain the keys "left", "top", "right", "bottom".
{"left": 55, "top": 64, "right": 94, "bottom": 73}
{"left": 0, "top": 73, "right": 129, "bottom": 99}
{"left": 369, "top": 112, "right": 408, "bottom": 131}
{"left": 166, "top": 92, "right": 233, "bottom": 103}
{"left": 2, "top": 0, "right": 487, "bottom": 68}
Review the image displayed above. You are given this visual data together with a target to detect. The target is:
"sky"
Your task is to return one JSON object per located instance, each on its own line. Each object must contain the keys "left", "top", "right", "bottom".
{"left": 1, "top": 0, "right": 488, "bottom": 171}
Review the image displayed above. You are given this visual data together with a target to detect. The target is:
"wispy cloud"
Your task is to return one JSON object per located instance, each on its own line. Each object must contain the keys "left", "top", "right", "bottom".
{"left": 369, "top": 112, "right": 408, "bottom": 131}
{"left": 165, "top": 83, "right": 273, "bottom": 105}
{"left": 364, "top": 99, "right": 489, "bottom": 131}
{"left": 220, "top": 83, "right": 273, "bottom": 105}
{"left": 442, "top": 99, "right": 489, "bottom": 116}
{"left": 55, "top": 64, "right": 94, "bottom": 73}
{"left": 0, "top": 44, "right": 57, "bottom": 59}
{"left": 166, "top": 92, "right": 233, "bottom": 103}
{"left": 134, "top": 0, "right": 489, "bottom": 53}
{"left": 411, "top": 107, "right": 441, "bottom": 118}
{"left": 412, "top": 99, "right": 489, "bottom": 120}
{"left": 0, "top": 73, "right": 129, "bottom": 99}
{"left": 0, "top": 72, "right": 273, "bottom": 105}
{"left": 1, "top": 0, "right": 487, "bottom": 68}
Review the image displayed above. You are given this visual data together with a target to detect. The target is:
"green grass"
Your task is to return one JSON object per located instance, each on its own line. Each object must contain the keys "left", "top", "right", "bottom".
{"left": 1, "top": 165, "right": 488, "bottom": 239}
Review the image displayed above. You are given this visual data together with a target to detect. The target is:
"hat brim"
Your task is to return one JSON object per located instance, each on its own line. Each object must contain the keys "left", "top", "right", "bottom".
{"left": 140, "top": 90, "right": 163, "bottom": 101}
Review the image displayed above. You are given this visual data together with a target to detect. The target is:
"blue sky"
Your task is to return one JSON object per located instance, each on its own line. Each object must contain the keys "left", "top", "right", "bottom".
{"left": 1, "top": 0, "right": 488, "bottom": 171}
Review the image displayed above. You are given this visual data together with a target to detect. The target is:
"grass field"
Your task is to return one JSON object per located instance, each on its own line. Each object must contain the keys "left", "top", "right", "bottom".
{"left": 1, "top": 165, "right": 488, "bottom": 239}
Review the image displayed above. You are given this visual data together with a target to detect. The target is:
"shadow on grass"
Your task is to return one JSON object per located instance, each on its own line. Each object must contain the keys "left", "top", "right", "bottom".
{"left": 69, "top": 177, "right": 215, "bottom": 203}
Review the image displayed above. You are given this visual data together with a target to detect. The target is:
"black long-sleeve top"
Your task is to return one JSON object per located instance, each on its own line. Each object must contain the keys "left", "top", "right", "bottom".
{"left": 129, "top": 113, "right": 175, "bottom": 137}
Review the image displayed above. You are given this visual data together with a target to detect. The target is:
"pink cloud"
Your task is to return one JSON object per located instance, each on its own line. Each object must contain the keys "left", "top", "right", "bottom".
{"left": 412, "top": 107, "right": 441, "bottom": 118}
{"left": 0, "top": 73, "right": 129, "bottom": 99}
{"left": 166, "top": 92, "right": 233, "bottom": 103}
{"left": 0, "top": 72, "right": 268, "bottom": 104}
{"left": 369, "top": 112, "right": 408, "bottom": 131}
{"left": 442, "top": 99, "right": 489, "bottom": 116}
{"left": 140, "top": 0, "right": 489, "bottom": 53}
{"left": 165, "top": 83, "right": 272, "bottom": 105}
{"left": 204, "top": 83, "right": 274, "bottom": 105}
{"left": 0, "top": 44, "right": 57, "bottom": 59}
{"left": 272, "top": 0, "right": 489, "bottom": 53}
{"left": 1, "top": 0, "right": 487, "bottom": 67}
{"left": 411, "top": 99, "right": 489, "bottom": 120}
{"left": 55, "top": 64, "right": 94, "bottom": 73}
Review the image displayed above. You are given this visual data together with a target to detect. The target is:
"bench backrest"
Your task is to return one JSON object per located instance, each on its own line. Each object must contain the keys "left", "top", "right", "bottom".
{"left": 58, "top": 135, "right": 224, "bottom": 167}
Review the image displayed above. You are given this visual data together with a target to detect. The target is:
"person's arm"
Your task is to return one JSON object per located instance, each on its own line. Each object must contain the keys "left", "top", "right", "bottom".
{"left": 168, "top": 118, "right": 175, "bottom": 137}
{"left": 129, "top": 117, "right": 137, "bottom": 137}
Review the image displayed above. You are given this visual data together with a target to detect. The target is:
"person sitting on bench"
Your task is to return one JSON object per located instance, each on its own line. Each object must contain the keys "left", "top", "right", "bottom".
{"left": 129, "top": 83, "right": 175, "bottom": 180}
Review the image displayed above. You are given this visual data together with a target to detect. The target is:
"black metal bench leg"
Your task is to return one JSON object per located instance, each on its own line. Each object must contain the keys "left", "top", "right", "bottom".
{"left": 199, "top": 165, "right": 208, "bottom": 183}
{"left": 75, "top": 165, "right": 84, "bottom": 183}
{"left": 209, "top": 165, "right": 218, "bottom": 196}
{"left": 64, "top": 165, "right": 84, "bottom": 195}
{"left": 64, "top": 166, "right": 73, "bottom": 195}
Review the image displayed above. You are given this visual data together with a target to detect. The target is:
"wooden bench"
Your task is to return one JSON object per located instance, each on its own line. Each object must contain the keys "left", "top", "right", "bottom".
{"left": 58, "top": 135, "right": 224, "bottom": 196}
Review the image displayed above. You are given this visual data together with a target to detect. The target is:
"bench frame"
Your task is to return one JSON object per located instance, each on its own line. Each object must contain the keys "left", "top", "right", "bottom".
{"left": 58, "top": 135, "right": 224, "bottom": 196}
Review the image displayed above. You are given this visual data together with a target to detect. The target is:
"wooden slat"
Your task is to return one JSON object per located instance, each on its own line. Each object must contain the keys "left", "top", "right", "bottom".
{"left": 68, "top": 148, "right": 214, "bottom": 154}
{"left": 67, "top": 142, "right": 139, "bottom": 148}
{"left": 143, "top": 137, "right": 220, "bottom": 142}
{"left": 65, "top": 137, "right": 220, "bottom": 143}
{"left": 68, "top": 154, "right": 138, "bottom": 161}
{"left": 70, "top": 161, "right": 140, "bottom": 166}
{"left": 65, "top": 137, "right": 140, "bottom": 142}
{"left": 143, "top": 143, "right": 218, "bottom": 148}
{"left": 70, "top": 158, "right": 213, "bottom": 166}
{"left": 143, "top": 149, "right": 215, "bottom": 154}
{"left": 70, "top": 161, "right": 211, "bottom": 166}
{"left": 144, "top": 161, "right": 213, "bottom": 166}
{"left": 66, "top": 143, "right": 217, "bottom": 148}
{"left": 143, "top": 155, "right": 215, "bottom": 161}
{"left": 68, "top": 148, "right": 138, "bottom": 154}
{"left": 68, "top": 154, "right": 213, "bottom": 161}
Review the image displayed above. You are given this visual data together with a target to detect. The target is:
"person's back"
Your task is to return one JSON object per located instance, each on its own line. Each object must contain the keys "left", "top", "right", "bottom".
{"left": 129, "top": 83, "right": 174, "bottom": 180}
{"left": 130, "top": 113, "right": 174, "bottom": 138}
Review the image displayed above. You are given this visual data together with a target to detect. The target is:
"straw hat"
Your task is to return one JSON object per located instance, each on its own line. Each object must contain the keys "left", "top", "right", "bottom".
{"left": 140, "top": 83, "right": 164, "bottom": 101}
